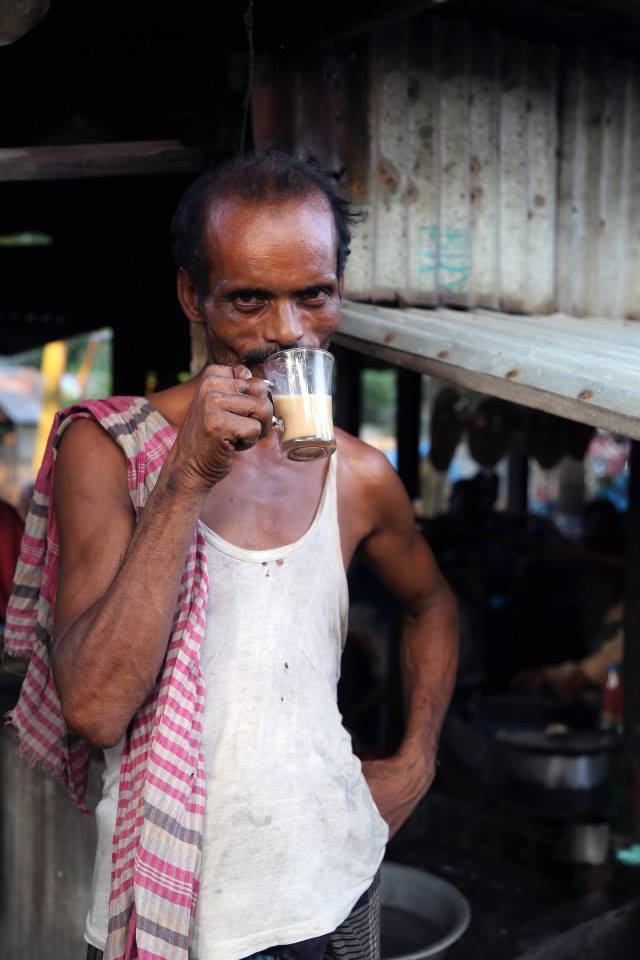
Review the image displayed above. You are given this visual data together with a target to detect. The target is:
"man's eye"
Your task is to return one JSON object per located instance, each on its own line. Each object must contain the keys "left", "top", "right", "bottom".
{"left": 301, "top": 288, "right": 329, "bottom": 304}
{"left": 233, "top": 294, "right": 265, "bottom": 308}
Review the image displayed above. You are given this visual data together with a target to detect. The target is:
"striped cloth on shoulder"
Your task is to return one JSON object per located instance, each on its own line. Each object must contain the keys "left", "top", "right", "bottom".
{"left": 5, "top": 396, "right": 209, "bottom": 960}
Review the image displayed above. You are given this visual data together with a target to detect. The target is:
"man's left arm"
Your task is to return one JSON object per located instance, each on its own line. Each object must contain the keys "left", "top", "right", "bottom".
{"left": 359, "top": 458, "right": 459, "bottom": 838}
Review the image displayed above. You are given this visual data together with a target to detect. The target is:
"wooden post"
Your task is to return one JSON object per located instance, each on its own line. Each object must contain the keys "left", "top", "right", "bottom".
{"left": 507, "top": 436, "right": 529, "bottom": 513}
{"left": 396, "top": 368, "right": 422, "bottom": 500}
{"left": 333, "top": 345, "right": 363, "bottom": 437}
{"left": 624, "top": 439, "right": 640, "bottom": 836}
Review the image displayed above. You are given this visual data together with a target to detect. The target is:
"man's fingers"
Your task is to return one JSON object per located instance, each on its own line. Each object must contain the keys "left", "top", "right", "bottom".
{"left": 202, "top": 363, "right": 235, "bottom": 379}
{"left": 221, "top": 410, "right": 264, "bottom": 450}
{"left": 200, "top": 372, "right": 269, "bottom": 399}
{"left": 207, "top": 394, "right": 273, "bottom": 445}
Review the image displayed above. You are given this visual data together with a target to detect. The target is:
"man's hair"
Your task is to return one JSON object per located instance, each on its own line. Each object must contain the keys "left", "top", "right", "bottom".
{"left": 171, "top": 151, "right": 357, "bottom": 303}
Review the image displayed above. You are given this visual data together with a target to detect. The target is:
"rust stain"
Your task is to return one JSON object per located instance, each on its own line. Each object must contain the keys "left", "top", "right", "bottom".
{"left": 534, "top": 194, "right": 546, "bottom": 208}
{"left": 404, "top": 180, "right": 418, "bottom": 205}
{"left": 437, "top": 350, "right": 449, "bottom": 360}
{"left": 505, "top": 369, "right": 519, "bottom": 379}
{"left": 578, "top": 389, "right": 593, "bottom": 401}
{"left": 383, "top": 333, "right": 396, "bottom": 345}
{"left": 276, "top": 558, "right": 284, "bottom": 566}
{"left": 378, "top": 156, "right": 398, "bottom": 193}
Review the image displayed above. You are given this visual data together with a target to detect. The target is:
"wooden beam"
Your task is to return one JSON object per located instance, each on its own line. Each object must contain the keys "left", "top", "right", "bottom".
{"left": 327, "top": 0, "right": 449, "bottom": 39}
{"left": 396, "top": 367, "right": 422, "bottom": 500}
{"left": 624, "top": 440, "right": 640, "bottom": 837}
{"left": 0, "top": 141, "right": 203, "bottom": 182}
{"left": 0, "top": 0, "right": 49, "bottom": 46}
{"left": 337, "top": 301, "right": 640, "bottom": 441}
{"left": 333, "top": 345, "right": 363, "bottom": 436}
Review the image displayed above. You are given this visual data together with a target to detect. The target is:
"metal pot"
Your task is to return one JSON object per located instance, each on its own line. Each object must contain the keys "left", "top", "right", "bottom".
{"left": 560, "top": 821, "right": 611, "bottom": 866}
{"left": 495, "top": 727, "right": 618, "bottom": 815}
{"left": 381, "top": 862, "right": 471, "bottom": 960}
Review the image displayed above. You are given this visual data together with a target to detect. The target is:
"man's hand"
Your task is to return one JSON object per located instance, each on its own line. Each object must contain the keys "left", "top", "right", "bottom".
{"left": 362, "top": 751, "right": 435, "bottom": 839}
{"left": 173, "top": 364, "right": 273, "bottom": 491}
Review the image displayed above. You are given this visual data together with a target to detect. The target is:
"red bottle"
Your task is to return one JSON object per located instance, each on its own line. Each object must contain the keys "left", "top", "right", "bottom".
{"left": 600, "top": 663, "right": 623, "bottom": 733}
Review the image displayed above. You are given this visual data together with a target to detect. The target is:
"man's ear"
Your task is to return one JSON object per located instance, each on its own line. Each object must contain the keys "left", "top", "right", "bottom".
{"left": 177, "top": 268, "right": 205, "bottom": 324}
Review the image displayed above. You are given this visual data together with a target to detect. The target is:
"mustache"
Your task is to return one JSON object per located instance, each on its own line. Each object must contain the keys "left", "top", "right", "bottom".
{"left": 241, "top": 347, "right": 282, "bottom": 367}
{"left": 242, "top": 345, "right": 296, "bottom": 367}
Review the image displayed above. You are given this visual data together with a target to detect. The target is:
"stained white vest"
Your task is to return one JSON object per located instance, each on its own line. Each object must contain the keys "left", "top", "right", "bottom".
{"left": 86, "top": 455, "right": 388, "bottom": 958}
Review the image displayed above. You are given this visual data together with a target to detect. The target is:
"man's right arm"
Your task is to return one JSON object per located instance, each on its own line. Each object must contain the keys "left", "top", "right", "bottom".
{"left": 52, "top": 365, "right": 273, "bottom": 748}
{"left": 52, "top": 417, "right": 208, "bottom": 748}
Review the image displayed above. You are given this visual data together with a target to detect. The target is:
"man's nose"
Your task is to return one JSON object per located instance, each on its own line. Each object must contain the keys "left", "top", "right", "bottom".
{"left": 264, "top": 300, "right": 305, "bottom": 348}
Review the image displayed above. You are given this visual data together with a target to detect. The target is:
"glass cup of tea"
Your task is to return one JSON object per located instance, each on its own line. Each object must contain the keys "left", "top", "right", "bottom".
{"left": 262, "top": 348, "right": 336, "bottom": 462}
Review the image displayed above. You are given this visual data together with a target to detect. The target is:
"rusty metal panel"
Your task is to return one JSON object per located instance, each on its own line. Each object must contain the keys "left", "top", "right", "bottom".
{"left": 622, "top": 65, "right": 640, "bottom": 320}
{"left": 497, "top": 39, "right": 528, "bottom": 312}
{"left": 369, "top": 22, "right": 409, "bottom": 300}
{"left": 468, "top": 30, "right": 501, "bottom": 310}
{"left": 554, "top": 50, "right": 640, "bottom": 320}
{"left": 406, "top": 15, "right": 439, "bottom": 305}
{"left": 253, "top": 15, "right": 640, "bottom": 319}
{"left": 524, "top": 43, "right": 558, "bottom": 315}
{"left": 343, "top": 15, "right": 561, "bottom": 314}
{"left": 438, "top": 20, "right": 471, "bottom": 307}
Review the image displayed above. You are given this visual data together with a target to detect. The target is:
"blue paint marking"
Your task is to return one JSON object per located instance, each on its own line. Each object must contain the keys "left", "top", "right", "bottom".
{"left": 417, "top": 224, "right": 470, "bottom": 293}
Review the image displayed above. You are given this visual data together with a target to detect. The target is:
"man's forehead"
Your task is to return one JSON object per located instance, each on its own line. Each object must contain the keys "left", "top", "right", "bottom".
{"left": 204, "top": 194, "right": 337, "bottom": 265}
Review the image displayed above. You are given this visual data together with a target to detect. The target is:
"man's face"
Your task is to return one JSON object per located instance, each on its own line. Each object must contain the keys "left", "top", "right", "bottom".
{"left": 197, "top": 194, "right": 342, "bottom": 370}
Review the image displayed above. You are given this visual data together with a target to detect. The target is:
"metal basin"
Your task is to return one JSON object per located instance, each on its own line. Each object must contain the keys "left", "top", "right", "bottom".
{"left": 381, "top": 862, "right": 471, "bottom": 960}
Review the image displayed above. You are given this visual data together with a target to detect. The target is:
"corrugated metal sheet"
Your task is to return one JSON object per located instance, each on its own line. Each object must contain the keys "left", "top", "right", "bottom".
{"left": 353, "top": 20, "right": 640, "bottom": 318}
{"left": 345, "top": 15, "right": 560, "bottom": 313}
{"left": 337, "top": 300, "right": 640, "bottom": 438}
{"left": 253, "top": 14, "right": 640, "bottom": 320}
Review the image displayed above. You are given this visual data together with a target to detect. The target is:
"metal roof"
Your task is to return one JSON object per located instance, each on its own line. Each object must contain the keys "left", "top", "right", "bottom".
{"left": 337, "top": 300, "right": 640, "bottom": 439}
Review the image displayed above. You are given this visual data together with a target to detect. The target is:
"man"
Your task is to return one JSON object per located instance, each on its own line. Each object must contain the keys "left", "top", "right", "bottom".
{"left": 10, "top": 153, "right": 458, "bottom": 960}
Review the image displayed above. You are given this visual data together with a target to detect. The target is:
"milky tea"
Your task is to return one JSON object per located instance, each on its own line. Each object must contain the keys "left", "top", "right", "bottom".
{"left": 263, "top": 349, "right": 336, "bottom": 462}
{"left": 272, "top": 394, "right": 335, "bottom": 461}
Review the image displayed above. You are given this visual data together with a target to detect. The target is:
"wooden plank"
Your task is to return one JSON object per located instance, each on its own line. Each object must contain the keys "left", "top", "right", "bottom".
{"left": 337, "top": 300, "right": 640, "bottom": 440}
{"left": 0, "top": 141, "right": 203, "bottom": 181}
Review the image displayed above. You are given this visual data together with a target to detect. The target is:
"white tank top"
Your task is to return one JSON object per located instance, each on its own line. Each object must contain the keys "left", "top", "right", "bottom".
{"left": 85, "top": 455, "right": 387, "bottom": 957}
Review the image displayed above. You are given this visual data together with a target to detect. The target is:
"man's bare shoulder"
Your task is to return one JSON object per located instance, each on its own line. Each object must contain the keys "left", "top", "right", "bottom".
{"left": 56, "top": 418, "right": 130, "bottom": 506}
{"left": 335, "top": 427, "right": 399, "bottom": 497}
{"left": 58, "top": 417, "right": 125, "bottom": 464}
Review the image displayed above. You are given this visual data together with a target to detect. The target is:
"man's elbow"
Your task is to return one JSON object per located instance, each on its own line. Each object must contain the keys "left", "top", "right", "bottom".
{"left": 410, "top": 578, "right": 458, "bottom": 624}
{"left": 61, "top": 695, "right": 125, "bottom": 750}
